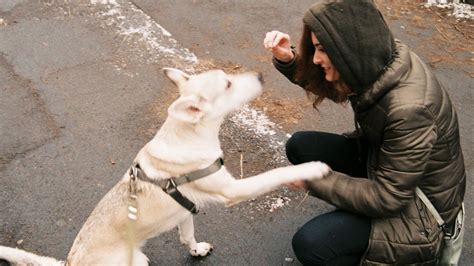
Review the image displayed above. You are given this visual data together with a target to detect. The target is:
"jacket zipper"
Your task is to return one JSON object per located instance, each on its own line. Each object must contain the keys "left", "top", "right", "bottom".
{"left": 352, "top": 100, "right": 372, "bottom": 265}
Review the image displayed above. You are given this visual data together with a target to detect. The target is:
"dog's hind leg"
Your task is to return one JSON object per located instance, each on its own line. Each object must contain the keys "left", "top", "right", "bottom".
{"left": 178, "top": 215, "right": 213, "bottom": 257}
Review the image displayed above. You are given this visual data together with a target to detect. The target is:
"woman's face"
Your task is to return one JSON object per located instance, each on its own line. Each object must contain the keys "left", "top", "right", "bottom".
{"left": 311, "top": 33, "right": 340, "bottom": 82}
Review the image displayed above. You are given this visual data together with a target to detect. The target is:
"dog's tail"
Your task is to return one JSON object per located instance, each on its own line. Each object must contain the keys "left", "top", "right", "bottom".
{"left": 0, "top": 246, "right": 64, "bottom": 266}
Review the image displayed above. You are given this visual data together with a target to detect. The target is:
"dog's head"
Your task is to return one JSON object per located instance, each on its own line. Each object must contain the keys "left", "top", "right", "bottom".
{"left": 164, "top": 68, "right": 263, "bottom": 124}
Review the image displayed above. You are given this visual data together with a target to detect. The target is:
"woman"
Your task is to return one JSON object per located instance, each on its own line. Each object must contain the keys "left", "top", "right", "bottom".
{"left": 263, "top": 1, "right": 466, "bottom": 265}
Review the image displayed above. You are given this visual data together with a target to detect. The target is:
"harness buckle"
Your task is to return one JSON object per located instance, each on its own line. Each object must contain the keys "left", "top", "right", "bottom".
{"left": 164, "top": 178, "right": 178, "bottom": 193}
{"left": 127, "top": 166, "right": 140, "bottom": 222}
{"left": 129, "top": 166, "right": 139, "bottom": 197}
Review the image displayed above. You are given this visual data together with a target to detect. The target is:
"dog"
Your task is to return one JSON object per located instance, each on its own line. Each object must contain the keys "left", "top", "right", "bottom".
{"left": 0, "top": 68, "right": 330, "bottom": 265}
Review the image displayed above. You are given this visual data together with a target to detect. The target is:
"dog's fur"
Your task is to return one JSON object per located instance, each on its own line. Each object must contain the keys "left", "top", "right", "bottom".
{"left": 0, "top": 68, "right": 329, "bottom": 265}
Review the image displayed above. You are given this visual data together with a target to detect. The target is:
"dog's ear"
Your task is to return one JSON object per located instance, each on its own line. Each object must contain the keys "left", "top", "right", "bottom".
{"left": 163, "top": 67, "right": 189, "bottom": 87}
{"left": 168, "top": 96, "right": 203, "bottom": 124}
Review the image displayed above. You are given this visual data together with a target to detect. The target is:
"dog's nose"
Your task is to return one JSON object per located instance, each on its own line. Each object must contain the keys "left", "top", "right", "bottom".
{"left": 257, "top": 72, "right": 264, "bottom": 84}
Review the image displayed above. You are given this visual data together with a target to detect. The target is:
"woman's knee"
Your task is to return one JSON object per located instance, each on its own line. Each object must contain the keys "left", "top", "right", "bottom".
{"left": 285, "top": 131, "right": 308, "bottom": 165}
{"left": 292, "top": 228, "right": 324, "bottom": 265}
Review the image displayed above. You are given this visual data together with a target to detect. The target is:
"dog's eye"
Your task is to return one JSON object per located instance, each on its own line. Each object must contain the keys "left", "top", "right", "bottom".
{"left": 226, "top": 80, "right": 232, "bottom": 90}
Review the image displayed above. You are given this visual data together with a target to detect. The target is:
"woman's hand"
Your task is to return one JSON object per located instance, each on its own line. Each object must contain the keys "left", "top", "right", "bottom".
{"left": 286, "top": 180, "right": 308, "bottom": 190}
{"left": 263, "top": 30, "right": 294, "bottom": 63}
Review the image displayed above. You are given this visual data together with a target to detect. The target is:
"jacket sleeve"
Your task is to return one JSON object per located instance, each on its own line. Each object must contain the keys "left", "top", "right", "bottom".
{"left": 307, "top": 104, "right": 437, "bottom": 217}
{"left": 272, "top": 48, "right": 306, "bottom": 87}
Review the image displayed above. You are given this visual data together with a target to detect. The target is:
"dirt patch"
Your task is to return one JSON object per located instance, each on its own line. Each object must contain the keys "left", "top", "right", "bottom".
{"left": 252, "top": 92, "right": 311, "bottom": 127}
{"left": 375, "top": 0, "right": 473, "bottom": 76}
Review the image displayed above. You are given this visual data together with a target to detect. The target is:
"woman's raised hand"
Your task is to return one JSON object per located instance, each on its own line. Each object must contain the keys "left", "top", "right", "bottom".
{"left": 263, "top": 30, "right": 294, "bottom": 63}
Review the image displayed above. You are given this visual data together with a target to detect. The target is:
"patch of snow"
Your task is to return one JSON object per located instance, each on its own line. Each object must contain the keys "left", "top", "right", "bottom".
{"left": 229, "top": 105, "right": 289, "bottom": 163}
{"left": 268, "top": 196, "right": 291, "bottom": 212}
{"left": 425, "top": 0, "right": 473, "bottom": 19}
{"left": 90, "top": 0, "right": 117, "bottom": 5}
{"left": 230, "top": 105, "right": 276, "bottom": 137}
{"left": 92, "top": 0, "right": 198, "bottom": 65}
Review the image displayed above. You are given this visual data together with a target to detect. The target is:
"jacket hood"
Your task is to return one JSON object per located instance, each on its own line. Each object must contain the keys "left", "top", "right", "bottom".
{"left": 303, "top": 0, "right": 395, "bottom": 93}
{"left": 356, "top": 40, "right": 410, "bottom": 111}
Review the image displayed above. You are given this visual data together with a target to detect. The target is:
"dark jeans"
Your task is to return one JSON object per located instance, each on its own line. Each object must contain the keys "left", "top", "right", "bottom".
{"left": 286, "top": 131, "right": 371, "bottom": 265}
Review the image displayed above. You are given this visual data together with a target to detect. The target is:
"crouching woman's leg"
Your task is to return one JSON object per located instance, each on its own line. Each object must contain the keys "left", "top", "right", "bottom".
{"left": 286, "top": 131, "right": 370, "bottom": 265}
{"left": 292, "top": 210, "right": 370, "bottom": 265}
{"left": 285, "top": 131, "right": 367, "bottom": 177}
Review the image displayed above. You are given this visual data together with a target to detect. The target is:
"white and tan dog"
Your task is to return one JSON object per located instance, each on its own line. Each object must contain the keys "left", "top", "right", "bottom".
{"left": 0, "top": 68, "right": 330, "bottom": 265}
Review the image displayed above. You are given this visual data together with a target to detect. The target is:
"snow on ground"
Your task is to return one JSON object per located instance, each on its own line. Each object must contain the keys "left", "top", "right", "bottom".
{"left": 91, "top": 0, "right": 198, "bottom": 66}
{"left": 425, "top": 0, "right": 473, "bottom": 19}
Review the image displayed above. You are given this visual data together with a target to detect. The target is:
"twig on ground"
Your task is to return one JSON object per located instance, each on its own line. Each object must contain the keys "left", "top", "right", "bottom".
{"left": 435, "top": 24, "right": 450, "bottom": 41}
{"left": 295, "top": 191, "right": 310, "bottom": 210}
{"left": 240, "top": 153, "right": 244, "bottom": 179}
{"left": 453, "top": 25, "right": 471, "bottom": 39}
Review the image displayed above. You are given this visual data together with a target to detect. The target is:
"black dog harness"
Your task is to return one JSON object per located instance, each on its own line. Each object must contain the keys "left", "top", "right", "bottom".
{"left": 129, "top": 158, "right": 224, "bottom": 214}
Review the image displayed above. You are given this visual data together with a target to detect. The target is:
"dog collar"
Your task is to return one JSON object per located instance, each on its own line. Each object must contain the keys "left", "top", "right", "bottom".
{"left": 129, "top": 157, "right": 224, "bottom": 214}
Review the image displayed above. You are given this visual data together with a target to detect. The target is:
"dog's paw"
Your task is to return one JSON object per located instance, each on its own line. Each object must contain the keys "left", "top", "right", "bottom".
{"left": 190, "top": 242, "right": 213, "bottom": 257}
{"left": 298, "top": 161, "right": 331, "bottom": 180}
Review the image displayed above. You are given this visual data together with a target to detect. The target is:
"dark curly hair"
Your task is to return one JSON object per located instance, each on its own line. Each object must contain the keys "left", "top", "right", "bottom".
{"left": 294, "top": 25, "right": 354, "bottom": 108}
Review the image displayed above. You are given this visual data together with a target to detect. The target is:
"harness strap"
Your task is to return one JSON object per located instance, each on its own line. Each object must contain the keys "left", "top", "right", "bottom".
{"left": 164, "top": 181, "right": 198, "bottom": 214}
{"left": 173, "top": 157, "right": 224, "bottom": 186}
{"left": 130, "top": 157, "right": 224, "bottom": 214}
{"left": 415, "top": 187, "right": 445, "bottom": 227}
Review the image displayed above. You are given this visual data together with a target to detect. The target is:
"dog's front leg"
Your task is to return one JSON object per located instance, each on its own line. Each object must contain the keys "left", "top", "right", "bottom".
{"left": 221, "top": 161, "right": 330, "bottom": 206}
{"left": 178, "top": 215, "right": 213, "bottom": 257}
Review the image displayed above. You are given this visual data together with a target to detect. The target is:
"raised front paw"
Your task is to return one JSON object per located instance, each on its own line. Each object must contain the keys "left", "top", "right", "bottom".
{"left": 190, "top": 242, "right": 213, "bottom": 257}
{"left": 298, "top": 161, "right": 331, "bottom": 180}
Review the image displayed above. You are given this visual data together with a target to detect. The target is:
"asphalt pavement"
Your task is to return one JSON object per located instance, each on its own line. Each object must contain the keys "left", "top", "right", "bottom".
{"left": 0, "top": 0, "right": 472, "bottom": 265}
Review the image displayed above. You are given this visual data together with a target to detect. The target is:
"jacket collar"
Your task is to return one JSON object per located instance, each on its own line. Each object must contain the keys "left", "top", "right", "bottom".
{"left": 352, "top": 40, "right": 411, "bottom": 112}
